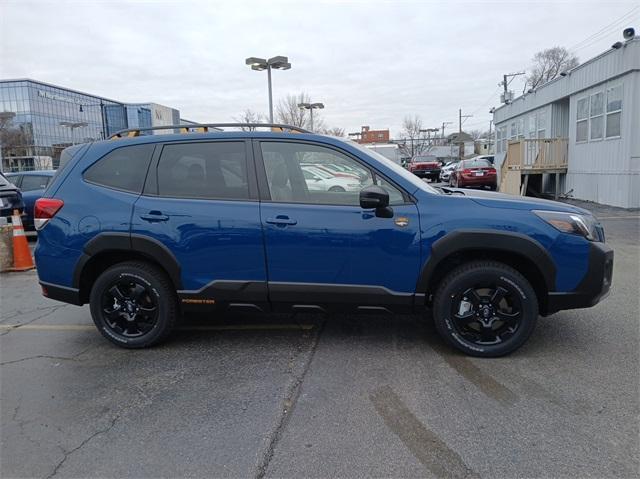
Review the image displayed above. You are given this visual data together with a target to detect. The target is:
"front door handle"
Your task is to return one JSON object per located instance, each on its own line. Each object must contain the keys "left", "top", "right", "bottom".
{"left": 265, "top": 215, "right": 297, "bottom": 226}
{"left": 140, "top": 211, "right": 169, "bottom": 222}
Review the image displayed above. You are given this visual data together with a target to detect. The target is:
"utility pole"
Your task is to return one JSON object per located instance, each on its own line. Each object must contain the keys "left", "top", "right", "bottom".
{"left": 441, "top": 121, "right": 452, "bottom": 144}
{"left": 501, "top": 72, "right": 525, "bottom": 104}
{"left": 459, "top": 109, "right": 473, "bottom": 133}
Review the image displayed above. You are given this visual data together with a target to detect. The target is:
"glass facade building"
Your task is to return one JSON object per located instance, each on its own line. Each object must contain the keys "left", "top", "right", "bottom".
{"left": 0, "top": 79, "right": 181, "bottom": 171}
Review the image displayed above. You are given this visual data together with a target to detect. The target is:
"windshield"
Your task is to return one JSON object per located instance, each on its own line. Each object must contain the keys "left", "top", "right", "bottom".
{"left": 413, "top": 156, "right": 437, "bottom": 162}
{"left": 348, "top": 141, "right": 439, "bottom": 195}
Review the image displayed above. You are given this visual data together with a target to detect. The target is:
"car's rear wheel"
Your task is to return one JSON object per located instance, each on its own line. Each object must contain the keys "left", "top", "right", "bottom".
{"left": 328, "top": 186, "right": 345, "bottom": 192}
{"left": 89, "top": 261, "right": 178, "bottom": 348}
{"left": 432, "top": 261, "right": 538, "bottom": 357}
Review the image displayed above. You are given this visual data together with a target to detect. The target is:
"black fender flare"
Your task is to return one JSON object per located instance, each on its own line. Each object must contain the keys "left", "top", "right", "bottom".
{"left": 73, "top": 232, "right": 182, "bottom": 289}
{"left": 416, "top": 229, "right": 556, "bottom": 293}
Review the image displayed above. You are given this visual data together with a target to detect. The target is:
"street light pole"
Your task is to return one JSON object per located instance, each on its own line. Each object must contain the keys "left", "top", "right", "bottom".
{"left": 246, "top": 56, "right": 292, "bottom": 123}
{"left": 267, "top": 66, "right": 273, "bottom": 123}
{"left": 297, "top": 102, "right": 324, "bottom": 132}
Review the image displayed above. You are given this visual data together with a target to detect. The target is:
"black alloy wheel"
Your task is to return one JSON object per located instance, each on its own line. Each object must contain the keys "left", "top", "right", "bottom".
{"left": 101, "top": 279, "right": 159, "bottom": 338}
{"left": 433, "top": 261, "right": 538, "bottom": 357}
{"left": 90, "top": 261, "right": 178, "bottom": 348}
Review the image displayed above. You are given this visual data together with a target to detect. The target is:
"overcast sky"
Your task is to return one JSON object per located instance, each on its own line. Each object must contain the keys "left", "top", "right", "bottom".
{"left": 1, "top": 0, "right": 639, "bottom": 136}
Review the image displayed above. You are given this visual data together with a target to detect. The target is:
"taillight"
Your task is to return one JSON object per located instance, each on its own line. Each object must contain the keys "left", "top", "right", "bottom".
{"left": 488, "top": 168, "right": 497, "bottom": 174}
{"left": 462, "top": 169, "right": 472, "bottom": 174}
{"left": 34, "top": 198, "right": 64, "bottom": 230}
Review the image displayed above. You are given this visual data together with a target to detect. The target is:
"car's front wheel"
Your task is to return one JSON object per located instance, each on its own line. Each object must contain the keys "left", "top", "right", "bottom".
{"left": 432, "top": 261, "right": 538, "bottom": 357}
{"left": 89, "top": 261, "right": 178, "bottom": 348}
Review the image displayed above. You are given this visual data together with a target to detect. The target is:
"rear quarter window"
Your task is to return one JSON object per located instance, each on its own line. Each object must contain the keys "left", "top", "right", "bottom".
{"left": 84, "top": 144, "right": 155, "bottom": 193}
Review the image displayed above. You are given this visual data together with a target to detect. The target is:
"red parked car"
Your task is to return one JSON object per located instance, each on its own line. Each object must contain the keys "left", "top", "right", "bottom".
{"left": 408, "top": 155, "right": 441, "bottom": 181}
{"left": 449, "top": 158, "right": 497, "bottom": 190}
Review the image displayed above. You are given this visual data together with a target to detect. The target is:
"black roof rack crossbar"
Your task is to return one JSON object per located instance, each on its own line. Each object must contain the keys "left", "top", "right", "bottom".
{"left": 109, "top": 123, "right": 311, "bottom": 139}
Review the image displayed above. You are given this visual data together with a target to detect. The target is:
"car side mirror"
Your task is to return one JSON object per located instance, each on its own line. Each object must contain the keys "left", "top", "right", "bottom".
{"left": 360, "top": 185, "right": 393, "bottom": 218}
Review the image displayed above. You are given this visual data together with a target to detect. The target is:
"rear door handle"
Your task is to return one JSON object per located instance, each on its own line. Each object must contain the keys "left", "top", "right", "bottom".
{"left": 140, "top": 211, "right": 169, "bottom": 222}
{"left": 265, "top": 215, "right": 297, "bottom": 226}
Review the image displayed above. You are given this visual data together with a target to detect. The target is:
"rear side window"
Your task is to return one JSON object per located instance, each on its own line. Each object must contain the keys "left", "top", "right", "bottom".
{"left": 157, "top": 142, "right": 249, "bottom": 200}
{"left": 20, "top": 175, "right": 50, "bottom": 191}
{"left": 84, "top": 144, "right": 154, "bottom": 193}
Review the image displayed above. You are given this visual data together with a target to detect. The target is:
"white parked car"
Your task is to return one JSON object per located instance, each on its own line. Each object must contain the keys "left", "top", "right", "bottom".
{"left": 301, "top": 166, "right": 363, "bottom": 192}
{"left": 439, "top": 161, "right": 458, "bottom": 182}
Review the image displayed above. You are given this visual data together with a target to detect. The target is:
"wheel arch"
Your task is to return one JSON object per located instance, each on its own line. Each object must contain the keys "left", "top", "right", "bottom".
{"left": 74, "top": 233, "right": 182, "bottom": 304}
{"left": 418, "top": 230, "right": 556, "bottom": 315}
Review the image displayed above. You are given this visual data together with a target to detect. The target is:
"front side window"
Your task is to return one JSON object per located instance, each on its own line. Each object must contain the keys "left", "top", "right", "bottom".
{"left": 606, "top": 84, "right": 622, "bottom": 138}
{"left": 84, "top": 144, "right": 154, "bottom": 193}
{"left": 157, "top": 142, "right": 249, "bottom": 200}
{"left": 261, "top": 142, "right": 405, "bottom": 206}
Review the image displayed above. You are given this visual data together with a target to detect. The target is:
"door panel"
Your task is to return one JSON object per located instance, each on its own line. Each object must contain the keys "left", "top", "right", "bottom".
{"left": 257, "top": 140, "right": 421, "bottom": 309}
{"left": 132, "top": 140, "right": 267, "bottom": 307}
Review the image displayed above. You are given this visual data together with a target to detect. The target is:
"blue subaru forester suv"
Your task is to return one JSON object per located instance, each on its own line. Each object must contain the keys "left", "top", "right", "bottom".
{"left": 34, "top": 124, "right": 613, "bottom": 357}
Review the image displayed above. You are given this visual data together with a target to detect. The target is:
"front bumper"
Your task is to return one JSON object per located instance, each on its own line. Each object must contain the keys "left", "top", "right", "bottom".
{"left": 412, "top": 169, "right": 440, "bottom": 178}
{"left": 546, "top": 241, "right": 614, "bottom": 314}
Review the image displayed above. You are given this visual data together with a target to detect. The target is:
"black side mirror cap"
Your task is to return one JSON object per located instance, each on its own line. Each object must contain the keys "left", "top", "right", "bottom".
{"left": 360, "top": 185, "right": 390, "bottom": 209}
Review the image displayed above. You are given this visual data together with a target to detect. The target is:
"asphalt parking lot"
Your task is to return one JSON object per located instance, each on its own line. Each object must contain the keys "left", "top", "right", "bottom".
{"left": 1, "top": 200, "right": 638, "bottom": 479}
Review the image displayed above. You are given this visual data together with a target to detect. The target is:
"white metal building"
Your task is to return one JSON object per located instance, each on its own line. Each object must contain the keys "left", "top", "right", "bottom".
{"left": 493, "top": 36, "right": 640, "bottom": 208}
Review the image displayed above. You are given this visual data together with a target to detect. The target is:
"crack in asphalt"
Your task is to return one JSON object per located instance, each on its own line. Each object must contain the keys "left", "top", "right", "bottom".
{"left": 0, "top": 305, "right": 69, "bottom": 336}
{"left": 254, "top": 319, "right": 325, "bottom": 479}
{"left": 0, "top": 345, "right": 93, "bottom": 366}
{"left": 45, "top": 415, "right": 120, "bottom": 479}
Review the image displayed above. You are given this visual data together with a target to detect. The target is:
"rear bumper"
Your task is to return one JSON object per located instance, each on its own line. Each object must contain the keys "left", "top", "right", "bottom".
{"left": 459, "top": 175, "right": 497, "bottom": 186}
{"left": 546, "top": 241, "right": 614, "bottom": 314}
{"left": 40, "top": 281, "right": 82, "bottom": 306}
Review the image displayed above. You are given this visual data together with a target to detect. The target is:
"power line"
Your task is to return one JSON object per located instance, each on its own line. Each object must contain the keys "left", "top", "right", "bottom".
{"left": 569, "top": 6, "right": 639, "bottom": 53}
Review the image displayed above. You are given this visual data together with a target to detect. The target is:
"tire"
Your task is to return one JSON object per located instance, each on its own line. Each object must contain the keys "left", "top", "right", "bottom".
{"left": 328, "top": 186, "right": 345, "bottom": 192}
{"left": 89, "top": 261, "right": 178, "bottom": 348}
{"left": 432, "top": 261, "right": 538, "bottom": 357}
{"left": 490, "top": 185, "right": 497, "bottom": 191}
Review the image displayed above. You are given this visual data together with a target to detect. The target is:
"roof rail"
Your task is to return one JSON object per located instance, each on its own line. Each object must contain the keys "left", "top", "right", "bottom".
{"left": 109, "top": 123, "right": 311, "bottom": 139}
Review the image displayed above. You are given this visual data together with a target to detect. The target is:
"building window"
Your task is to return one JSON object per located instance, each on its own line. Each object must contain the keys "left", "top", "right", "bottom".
{"left": 510, "top": 122, "right": 517, "bottom": 139}
{"left": 537, "top": 112, "right": 546, "bottom": 139}
{"left": 517, "top": 118, "right": 525, "bottom": 139}
{"left": 576, "top": 97, "right": 589, "bottom": 142}
{"left": 528, "top": 115, "right": 536, "bottom": 138}
{"left": 606, "top": 84, "right": 622, "bottom": 138}
{"left": 589, "top": 92, "right": 604, "bottom": 140}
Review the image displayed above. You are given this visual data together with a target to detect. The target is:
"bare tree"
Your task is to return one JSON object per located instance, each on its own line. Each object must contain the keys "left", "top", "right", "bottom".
{"left": 275, "top": 92, "right": 327, "bottom": 132}
{"left": 469, "top": 129, "right": 483, "bottom": 140}
{"left": 525, "top": 47, "right": 579, "bottom": 90}
{"left": 276, "top": 92, "right": 310, "bottom": 128}
{"left": 321, "top": 127, "right": 345, "bottom": 137}
{"left": 233, "top": 109, "right": 266, "bottom": 131}
{"left": 401, "top": 115, "right": 427, "bottom": 157}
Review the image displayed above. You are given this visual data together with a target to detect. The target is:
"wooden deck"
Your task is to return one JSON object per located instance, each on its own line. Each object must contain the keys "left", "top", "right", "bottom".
{"left": 499, "top": 138, "right": 568, "bottom": 198}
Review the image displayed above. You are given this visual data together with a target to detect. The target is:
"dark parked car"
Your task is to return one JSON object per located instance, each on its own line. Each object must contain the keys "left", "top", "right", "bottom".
{"left": 449, "top": 158, "right": 497, "bottom": 190}
{"left": 408, "top": 155, "right": 441, "bottom": 181}
{"left": 0, "top": 171, "right": 25, "bottom": 218}
{"left": 5, "top": 170, "right": 55, "bottom": 230}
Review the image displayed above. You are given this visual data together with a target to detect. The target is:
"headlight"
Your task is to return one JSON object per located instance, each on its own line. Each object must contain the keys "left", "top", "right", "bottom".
{"left": 533, "top": 210, "right": 599, "bottom": 241}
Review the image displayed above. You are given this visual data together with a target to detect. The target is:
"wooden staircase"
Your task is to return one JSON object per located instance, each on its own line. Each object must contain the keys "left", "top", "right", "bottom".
{"left": 499, "top": 138, "right": 568, "bottom": 198}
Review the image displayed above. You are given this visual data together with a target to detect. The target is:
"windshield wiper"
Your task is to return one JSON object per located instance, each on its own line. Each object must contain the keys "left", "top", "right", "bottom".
{"left": 438, "top": 186, "right": 465, "bottom": 196}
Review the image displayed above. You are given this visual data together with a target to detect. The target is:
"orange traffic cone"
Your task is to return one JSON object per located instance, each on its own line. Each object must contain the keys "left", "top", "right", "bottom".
{"left": 10, "top": 209, "right": 35, "bottom": 272}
